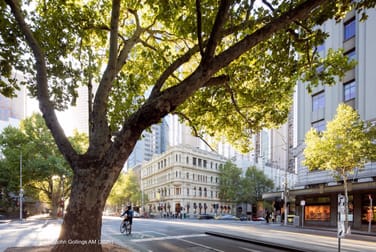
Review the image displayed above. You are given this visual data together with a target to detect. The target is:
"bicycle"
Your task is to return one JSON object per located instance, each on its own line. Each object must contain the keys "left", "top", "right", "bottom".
{"left": 120, "top": 218, "right": 132, "bottom": 235}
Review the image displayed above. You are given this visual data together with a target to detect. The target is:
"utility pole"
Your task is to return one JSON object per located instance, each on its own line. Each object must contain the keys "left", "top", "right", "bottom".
{"left": 283, "top": 169, "right": 288, "bottom": 226}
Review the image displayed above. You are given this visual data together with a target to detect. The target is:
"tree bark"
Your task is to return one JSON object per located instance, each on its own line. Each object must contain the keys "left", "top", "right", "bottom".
{"left": 343, "top": 174, "right": 350, "bottom": 234}
{"left": 52, "top": 165, "right": 118, "bottom": 252}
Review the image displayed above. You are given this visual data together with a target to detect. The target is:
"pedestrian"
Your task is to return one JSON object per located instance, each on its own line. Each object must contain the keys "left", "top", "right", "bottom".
{"left": 266, "top": 211, "right": 270, "bottom": 223}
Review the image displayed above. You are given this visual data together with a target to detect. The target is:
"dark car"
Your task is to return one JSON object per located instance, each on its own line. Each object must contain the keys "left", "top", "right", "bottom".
{"left": 197, "top": 214, "right": 214, "bottom": 220}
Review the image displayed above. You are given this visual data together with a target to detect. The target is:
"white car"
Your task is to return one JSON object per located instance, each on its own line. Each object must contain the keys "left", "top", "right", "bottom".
{"left": 133, "top": 211, "right": 140, "bottom": 218}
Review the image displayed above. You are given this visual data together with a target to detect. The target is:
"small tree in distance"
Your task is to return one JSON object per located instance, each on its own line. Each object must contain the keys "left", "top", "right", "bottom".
{"left": 240, "top": 166, "right": 274, "bottom": 207}
{"left": 218, "top": 161, "right": 242, "bottom": 208}
{"left": 303, "top": 103, "right": 376, "bottom": 232}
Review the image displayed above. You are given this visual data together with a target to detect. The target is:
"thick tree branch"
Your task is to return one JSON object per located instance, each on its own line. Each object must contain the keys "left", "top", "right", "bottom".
{"left": 90, "top": 0, "right": 121, "bottom": 156}
{"left": 5, "top": 0, "right": 77, "bottom": 167}
{"left": 196, "top": 0, "right": 204, "bottom": 57}
{"left": 203, "top": 0, "right": 232, "bottom": 63}
{"left": 203, "top": 75, "right": 230, "bottom": 88}
{"left": 149, "top": 44, "right": 200, "bottom": 98}
{"left": 210, "top": 0, "right": 329, "bottom": 73}
{"left": 123, "top": 1, "right": 331, "bottom": 150}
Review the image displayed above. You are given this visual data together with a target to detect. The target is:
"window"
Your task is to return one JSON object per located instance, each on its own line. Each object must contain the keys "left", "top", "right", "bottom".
{"left": 193, "top": 157, "right": 197, "bottom": 166}
{"left": 344, "top": 81, "right": 356, "bottom": 102}
{"left": 312, "top": 120, "right": 325, "bottom": 132}
{"left": 345, "top": 49, "right": 356, "bottom": 63}
{"left": 312, "top": 92, "right": 325, "bottom": 112}
{"left": 344, "top": 18, "right": 355, "bottom": 41}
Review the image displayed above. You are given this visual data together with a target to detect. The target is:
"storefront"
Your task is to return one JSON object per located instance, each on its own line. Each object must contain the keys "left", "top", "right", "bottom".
{"left": 263, "top": 181, "right": 376, "bottom": 231}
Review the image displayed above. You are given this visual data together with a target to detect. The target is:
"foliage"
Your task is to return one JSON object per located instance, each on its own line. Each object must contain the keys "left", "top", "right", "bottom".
{"left": 2, "top": 1, "right": 375, "bottom": 151}
{"left": 0, "top": 113, "right": 88, "bottom": 207}
{"left": 106, "top": 170, "right": 143, "bottom": 209}
{"left": 239, "top": 166, "right": 274, "bottom": 204}
{"left": 218, "top": 161, "right": 242, "bottom": 203}
{"left": 303, "top": 103, "right": 376, "bottom": 227}
{"left": 303, "top": 104, "right": 376, "bottom": 177}
{"left": 2, "top": 0, "right": 376, "bottom": 246}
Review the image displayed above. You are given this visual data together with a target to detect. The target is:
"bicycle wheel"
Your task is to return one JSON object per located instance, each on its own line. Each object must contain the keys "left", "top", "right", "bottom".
{"left": 120, "top": 220, "right": 126, "bottom": 233}
{"left": 125, "top": 222, "right": 132, "bottom": 235}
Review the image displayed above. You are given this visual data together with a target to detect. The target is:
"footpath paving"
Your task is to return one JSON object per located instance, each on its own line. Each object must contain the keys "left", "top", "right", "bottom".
{"left": 207, "top": 222, "right": 376, "bottom": 252}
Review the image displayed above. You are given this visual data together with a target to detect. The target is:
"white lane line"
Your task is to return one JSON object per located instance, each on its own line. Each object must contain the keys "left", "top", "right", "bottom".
{"left": 180, "top": 238, "right": 225, "bottom": 252}
{"left": 132, "top": 234, "right": 207, "bottom": 243}
{"left": 238, "top": 247, "right": 262, "bottom": 252}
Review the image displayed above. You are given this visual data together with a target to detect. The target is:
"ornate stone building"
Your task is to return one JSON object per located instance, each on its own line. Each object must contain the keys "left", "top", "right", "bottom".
{"left": 141, "top": 145, "right": 233, "bottom": 217}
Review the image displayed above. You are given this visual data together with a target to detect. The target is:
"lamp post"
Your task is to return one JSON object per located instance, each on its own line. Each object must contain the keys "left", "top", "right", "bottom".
{"left": 19, "top": 151, "right": 23, "bottom": 222}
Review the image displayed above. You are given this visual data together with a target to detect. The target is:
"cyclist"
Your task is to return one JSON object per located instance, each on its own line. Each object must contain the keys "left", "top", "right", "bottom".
{"left": 120, "top": 205, "right": 134, "bottom": 226}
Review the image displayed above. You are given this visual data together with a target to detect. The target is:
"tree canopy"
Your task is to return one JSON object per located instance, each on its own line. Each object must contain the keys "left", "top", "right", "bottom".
{"left": 240, "top": 166, "right": 274, "bottom": 204}
{"left": 303, "top": 104, "right": 376, "bottom": 178}
{"left": 2, "top": 0, "right": 376, "bottom": 250}
{"left": 218, "top": 160, "right": 242, "bottom": 202}
{"left": 303, "top": 103, "right": 376, "bottom": 231}
{"left": 0, "top": 113, "right": 87, "bottom": 214}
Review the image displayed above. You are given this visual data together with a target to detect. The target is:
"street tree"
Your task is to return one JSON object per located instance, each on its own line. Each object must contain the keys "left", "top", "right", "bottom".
{"left": 303, "top": 103, "right": 376, "bottom": 232}
{"left": 218, "top": 160, "right": 242, "bottom": 204}
{"left": 240, "top": 166, "right": 274, "bottom": 205}
{"left": 2, "top": 0, "right": 376, "bottom": 251}
{"left": 0, "top": 113, "right": 87, "bottom": 216}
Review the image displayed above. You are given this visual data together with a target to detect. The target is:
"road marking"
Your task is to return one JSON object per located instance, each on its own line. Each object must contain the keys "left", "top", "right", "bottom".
{"left": 180, "top": 238, "right": 225, "bottom": 252}
{"left": 238, "top": 247, "right": 262, "bottom": 252}
{"left": 132, "top": 233, "right": 207, "bottom": 243}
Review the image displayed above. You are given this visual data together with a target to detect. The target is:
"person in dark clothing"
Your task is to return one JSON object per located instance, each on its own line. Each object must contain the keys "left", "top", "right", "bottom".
{"left": 266, "top": 211, "right": 271, "bottom": 223}
{"left": 120, "top": 205, "right": 134, "bottom": 225}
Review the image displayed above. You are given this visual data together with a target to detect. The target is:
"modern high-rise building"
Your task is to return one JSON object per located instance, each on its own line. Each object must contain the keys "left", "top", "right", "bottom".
{"left": 127, "top": 119, "right": 169, "bottom": 169}
{"left": 0, "top": 82, "right": 29, "bottom": 132}
{"left": 264, "top": 8, "right": 376, "bottom": 230}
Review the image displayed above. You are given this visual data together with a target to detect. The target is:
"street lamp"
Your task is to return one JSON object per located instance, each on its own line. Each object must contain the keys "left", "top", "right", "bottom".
{"left": 19, "top": 151, "right": 23, "bottom": 222}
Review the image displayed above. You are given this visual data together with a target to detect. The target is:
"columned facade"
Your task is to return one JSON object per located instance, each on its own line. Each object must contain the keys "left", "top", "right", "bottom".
{"left": 141, "top": 145, "right": 234, "bottom": 217}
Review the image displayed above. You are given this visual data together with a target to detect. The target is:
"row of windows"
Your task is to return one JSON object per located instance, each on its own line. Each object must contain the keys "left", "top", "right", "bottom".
{"left": 143, "top": 171, "right": 219, "bottom": 187}
{"left": 152, "top": 187, "right": 219, "bottom": 199}
{"left": 144, "top": 151, "right": 224, "bottom": 177}
{"left": 311, "top": 16, "right": 357, "bottom": 132}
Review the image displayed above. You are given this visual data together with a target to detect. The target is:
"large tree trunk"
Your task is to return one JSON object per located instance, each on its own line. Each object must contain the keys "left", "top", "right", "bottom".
{"left": 52, "top": 165, "right": 119, "bottom": 252}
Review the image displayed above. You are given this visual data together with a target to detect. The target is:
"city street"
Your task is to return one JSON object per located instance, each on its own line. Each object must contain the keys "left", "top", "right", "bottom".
{"left": 1, "top": 215, "right": 376, "bottom": 252}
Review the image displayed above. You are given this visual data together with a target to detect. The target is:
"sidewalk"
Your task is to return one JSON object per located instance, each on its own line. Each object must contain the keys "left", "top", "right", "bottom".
{"left": 207, "top": 222, "right": 376, "bottom": 252}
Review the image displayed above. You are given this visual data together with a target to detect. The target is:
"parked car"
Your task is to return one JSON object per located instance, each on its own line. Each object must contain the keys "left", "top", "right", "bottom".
{"left": 197, "top": 214, "right": 214, "bottom": 219}
{"left": 133, "top": 211, "right": 140, "bottom": 218}
{"left": 214, "top": 214, "right": 240, "bottom": 220}
{"left": 252, "top": 216, "right": 266, "bottom": 221}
